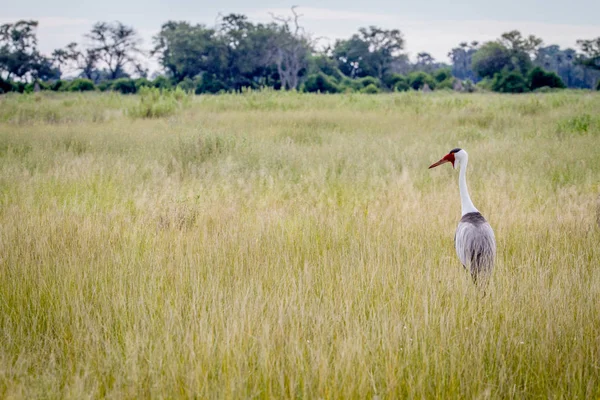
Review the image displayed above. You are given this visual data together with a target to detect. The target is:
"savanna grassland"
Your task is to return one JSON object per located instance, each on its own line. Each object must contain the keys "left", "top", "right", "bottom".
{"left": 0, "top": 90, "right": 599, "bottom": 399}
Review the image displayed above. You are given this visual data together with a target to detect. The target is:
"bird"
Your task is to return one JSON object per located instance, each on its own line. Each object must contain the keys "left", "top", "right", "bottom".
{"left": 429, "top": 148, "right": 496, "bottom": 284}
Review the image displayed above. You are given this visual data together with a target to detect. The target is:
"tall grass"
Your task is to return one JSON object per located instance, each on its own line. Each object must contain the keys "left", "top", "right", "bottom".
{"left": 0, "top": 90, "right": 599, "bottom": 398}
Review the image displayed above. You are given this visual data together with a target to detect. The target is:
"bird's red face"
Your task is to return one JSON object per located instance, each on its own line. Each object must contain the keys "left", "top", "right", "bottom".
{"left": 428, "top": 152, "right": 455, "bottom": 169}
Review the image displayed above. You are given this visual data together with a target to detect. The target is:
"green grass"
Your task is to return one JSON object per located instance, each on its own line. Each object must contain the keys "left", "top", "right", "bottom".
{"left": 0, "top": 90, "right": 599, "bottom": 399}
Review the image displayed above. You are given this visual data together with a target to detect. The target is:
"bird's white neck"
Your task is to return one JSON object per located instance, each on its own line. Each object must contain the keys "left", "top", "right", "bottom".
{"left": 458, "top": 154, "right": 479, "bottom": 216}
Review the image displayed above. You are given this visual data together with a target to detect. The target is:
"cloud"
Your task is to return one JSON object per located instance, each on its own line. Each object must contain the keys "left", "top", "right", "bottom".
{"left": 3, "top": 9, "right": 599, "bottom": 66}
{"left": 0, "top": 16, "right": 92, "bottom": 27}
{"left": 247, "top": 8, "right": 599, "bottom": 61}
{"left": 248, "top": 7, "right": 395, "bottom": 23}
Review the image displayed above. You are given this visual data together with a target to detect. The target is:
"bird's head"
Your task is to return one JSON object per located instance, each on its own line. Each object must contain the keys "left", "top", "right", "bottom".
{"left": 428, "top": 148, "right": 466, "bottom": 170}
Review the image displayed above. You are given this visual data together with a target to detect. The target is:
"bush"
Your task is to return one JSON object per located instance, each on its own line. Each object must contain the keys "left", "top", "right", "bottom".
{"left": 338, "top": 78, "right": 356, "bottom": 92}
{"left": 528, "top": 67, "right": 565, "bottom": 90}
{"left": 354, "top": 76, "right": 380, "bottom": 89}
{"left": 393, "top": 80, "right": 410, "bottom": 92}
{"left": 152, "top": 76, "right": 173, "bottom": 90}
{"left": 463, "top": 79, "right": 476, "bottom": 93}
{"left": 311, "top": 55, "right": 345, "bottom": 81}
{"left": 471, "top": 42, "right": 512, "bottom": 79}
{"left": 97, "top": 81, "right": 113, "bottom": 92}
{"left": 135, "top": 78, "right": 152, "bottom": 91}
{"left": 434, "top": 68, "right": 452, "bottom": 83}
{"left": 476, "top": 78, "right": 494, "bottom": 91}
{"left": 360, "top": 83, "right": 380, "bottom": 94}
{"left": 50, "top": 80, "right": 68, "bottom": 91}
{"left": 68, "top": 78, "right": 96, "bottom": 92}
{"left": 337, "top": 76, "right": 382, "bottom": 92}
{"left": 491, "top": 71, "right": 529, "bottom": 93}
{"left": 128, "top": 87, "right": 191, "bottom": 119}
{"left": 24, "top": 81, "right": 49, "bottom": 93}
{"left": 0, "top": 77, "right": 14, "bottom": 93}
{"left": 436, "top": 78, "right": 455, "bottom": 90}
{"left": 383, "top": 73, "right": 406, "bottom": 89}
{"left": 177, "top": 77, "right": 199, "bottom": 93}
{"left": 407, "top": 72, "right": 436, "bottom": 90}
{"left": 533, "top": 86, "right": 556, "bottom": 93}
{"left": 111, "top": 78, "right": 137, "bottom": 94}
{"left": 197, "top": 74, "right": 228, "bottom": 94}
{"left": 302, "top": 73, "right": 340, "bottom": 93}
{"left": 595, "top": 80, "right": 600, "bottom": 91}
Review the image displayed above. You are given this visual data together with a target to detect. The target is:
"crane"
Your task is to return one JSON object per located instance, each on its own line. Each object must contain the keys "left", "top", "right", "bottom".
{"left": 429, "top": 148, "right": 496, "bottom": 284}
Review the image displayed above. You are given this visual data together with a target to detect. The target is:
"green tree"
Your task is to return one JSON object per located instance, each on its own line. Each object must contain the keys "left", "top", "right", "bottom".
{"left": 471, "top": 42, "right": 512, "bottom": 79}
{"left": 153, "top": 21, "right": 224, "bottom": 83}
{"left": 0, "top": 20, "right": 58, "bottom": 81}
{"left": 111, "top": 78, "right": 138, "bottom": 94}
{"left": 500, "top": 30, "right": 542, "bottom": 58}
{"left": 302, "top": 72, "right": 340, "bottom": 93}
{"left": 492, "top": 70, "right": 529, "bottom": 93}
{"left": 415, "top": 52, "right": 436, "bottom": 73}
{"left": 472, "top": 32, "right": 540, "bottom": 82}
{"left": 535, "top": 45, "right": 599, "bottom": 89}
{"left": 68, "top": 78, "right": 96, "bottom": 91}
{"left": 333, "top": 26, "right": 404, "bottom": 80}
{"left": 576, "top": 37, "right": 600, "bottom": 70}
{"left": 53, "top": 42, "right": 99, "bottom": 81}
{"left": 87, "top": 21, "right": 144, "bottom": 80}
{"left": 528, "top": 66, "right": 565, "bottom": 90}
{"left": 448, "top": 41, "right": 479, "bottom": 81}
{"left": 433, "top": 68, "right": 452, "bottom": 83}
{"left": 407, "top": 71, "right": 436, "bottom": 90}
{"left": 309, "top": 53, "right": 345, "bottom": 81}
{"left": 219, "top": 14, "right": 279, "bottom": 90}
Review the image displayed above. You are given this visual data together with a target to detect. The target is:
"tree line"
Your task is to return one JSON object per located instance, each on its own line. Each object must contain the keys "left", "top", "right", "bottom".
{"left": 1, "top": 10, "right": 599, "bottom": 94}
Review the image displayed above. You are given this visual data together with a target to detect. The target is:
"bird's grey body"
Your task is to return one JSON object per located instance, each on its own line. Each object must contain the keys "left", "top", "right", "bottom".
{"left": 455, "top": 212, "right": 496, "bottom": 282}
{"left": 429, "top": 148, "right": 496, "bottom": 284}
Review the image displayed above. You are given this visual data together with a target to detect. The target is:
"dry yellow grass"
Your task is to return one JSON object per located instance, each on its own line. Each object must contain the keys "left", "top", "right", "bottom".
{"left": 0, "top": 91, "right": 599, "bottom": 398}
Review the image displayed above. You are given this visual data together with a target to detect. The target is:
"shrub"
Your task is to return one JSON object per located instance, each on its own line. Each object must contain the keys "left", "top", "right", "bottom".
{"left": 311, "top": 55, "right": 345, "bottom": 81}
{"left": 68, "top": 78, "right": 96, "bottom": 92}
{"left": 128, "top": 87, "right": 191, "bottom": 119}
{"left": 360, "top": 83, "right": 380, "bottom": 94}
{"left": 476, "top": 78, "right": 494, "bottom": 91}
{"left": 491, "top": 71, "right": 529, "bottom": 93}
{"left": 338, "top": 76, "right": 382, "bottom": 92}
{"left": 393, "top": 80, "right": 410, "bottom": 92}
{"left": 135, "top": 78, "right": 152, "bottom": 91}
{"left": 434, "top": 68, "right": 452, "bottom": 83}
{"left": 533, "top": 86, "right": 556, "bottom": 93}
{"left": 436, "top": 78, "right": 455, "bottom": 90}
{"left": 383, "top": 73, "right": 406, "bottom": 89}
{"left": 354, "top": 76, "right": 380, "bottom": 89}
{"left": 302, "top": 73, "right": 340, "bottom": 93}
{"left": 407, "top": 72, "right": 436, "bottom": 90}
{"left": 97, "top": 81, "right": 113, "bottom": 92}
{"left": 24, "top": 81, "right": 49, "bottom": 93}
{"left": 177, "top": 77, "right": 199, "bottom": 93}
{"left": 111, "top": 78, "right": 137, "bottom": 94}
{"left": 0, "top": 77, "right": 14, "bottom": 93}
{"left": 338, "top": 78, "right": 356, "bottom": 92}
{"left": 463, "top": 79, "right": 476, "bottom": 93}
{"left": 50, "top": 80, "right": 68, "bottom": 91}
{"left": 528, "top": 67, "right": 565, "bottom": 90}
{"left": 557, "top": 114, "right": 593, "bottom": 135}
{"left": 596, "top": 80, "right": 600, "bottom": 91}
{"left": 152, "top": 76, "right": 173, "bottom": 90}
{"left": 197, "top": 74, "right": 228, "bottom": 94}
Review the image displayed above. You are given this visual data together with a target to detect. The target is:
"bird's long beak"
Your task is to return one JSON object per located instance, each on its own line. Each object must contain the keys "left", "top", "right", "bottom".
{"left": 428, "top": 158, "right": 450, "bottom": 169}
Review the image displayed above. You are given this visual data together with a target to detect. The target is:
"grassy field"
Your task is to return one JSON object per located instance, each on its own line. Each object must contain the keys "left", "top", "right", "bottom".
{"left": 0, "top": 90, "right": 599, "bottom": 399}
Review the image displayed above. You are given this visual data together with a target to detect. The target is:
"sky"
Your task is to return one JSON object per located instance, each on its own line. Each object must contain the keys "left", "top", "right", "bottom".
{"left": 3, "top": 0, "right": 600, "bottom": 72}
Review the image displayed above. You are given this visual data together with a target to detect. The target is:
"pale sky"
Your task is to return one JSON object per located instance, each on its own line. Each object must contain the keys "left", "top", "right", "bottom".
{"left": 3, "top": 0, "right": 599, "bottom": 71}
